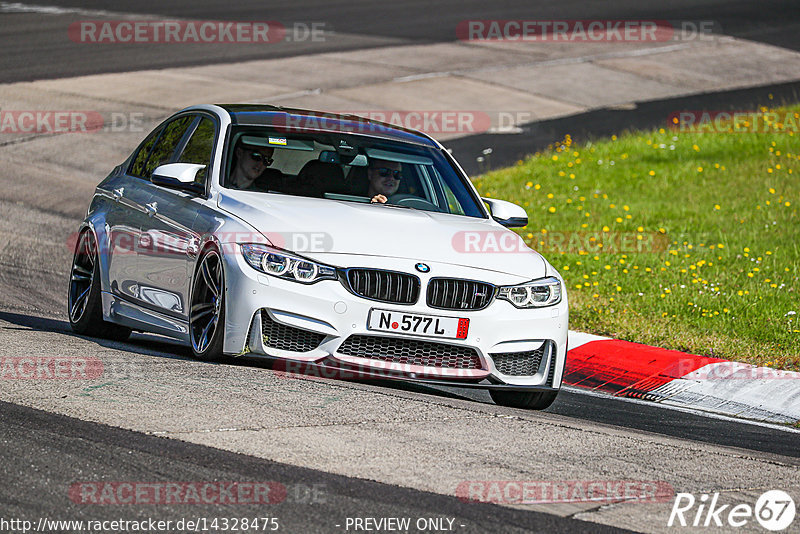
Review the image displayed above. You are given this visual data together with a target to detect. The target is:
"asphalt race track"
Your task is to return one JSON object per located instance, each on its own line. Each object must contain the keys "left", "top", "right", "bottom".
{"left": 2, "top": 0, "right": 800, "bottom": 82}
{"left": 1, "top": 2, "right": 800, "bottom": 533}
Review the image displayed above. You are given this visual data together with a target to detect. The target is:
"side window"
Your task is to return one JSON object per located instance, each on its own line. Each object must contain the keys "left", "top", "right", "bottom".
{"left": 442, "top": 180, "right": 466, "bottom": 215}
{"left": 142, "top": 116, "right": 194, "bottom": 179}
{"left": 176, "top": 117, "right": 216, "bottom": 186}
{"left": 129, "top": 126, "right": 162, "bottom": 178}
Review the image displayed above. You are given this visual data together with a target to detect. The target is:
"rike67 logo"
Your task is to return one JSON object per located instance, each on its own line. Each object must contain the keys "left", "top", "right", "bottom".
{"left": 668, "top": 490, "right": 796, "bottom": 531}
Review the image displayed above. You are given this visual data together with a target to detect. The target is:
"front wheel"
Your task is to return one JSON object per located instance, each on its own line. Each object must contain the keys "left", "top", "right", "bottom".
{"left": 189, "top": 248, "right": 226, "bottom": 361}
{"left": 490, "top": 389, "right": 559, "bottom": 410}
{"left": 68, "top": 229, "right": 131, "bottom": 341}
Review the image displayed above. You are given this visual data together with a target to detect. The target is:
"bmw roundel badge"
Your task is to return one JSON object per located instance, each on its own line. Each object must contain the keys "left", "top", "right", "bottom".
{"left": 415, "top": 263, "right": 430, "bottom": 273}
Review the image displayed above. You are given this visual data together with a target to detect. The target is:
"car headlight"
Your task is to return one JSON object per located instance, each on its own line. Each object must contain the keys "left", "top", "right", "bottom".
{"left": 497, "top": 276, "right": 562, "bottom": 308}
{"left": 240, "top": 244, "right": 337, "bottom": 284}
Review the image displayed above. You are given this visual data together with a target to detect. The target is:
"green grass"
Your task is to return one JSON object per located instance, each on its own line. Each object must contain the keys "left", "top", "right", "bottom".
{"left": 473, "top": 105, "right": 800, "bottom": 371}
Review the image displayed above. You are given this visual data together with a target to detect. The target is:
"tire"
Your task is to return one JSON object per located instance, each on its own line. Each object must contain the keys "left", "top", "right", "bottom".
{"left": 489, "top": 389, "right": 559, "bottom": 410}
{"left": 68, "top": 230, "right": 132, "bottom": 341}
{"left": 189, "top": 248, "right": 226, "bottom": 361}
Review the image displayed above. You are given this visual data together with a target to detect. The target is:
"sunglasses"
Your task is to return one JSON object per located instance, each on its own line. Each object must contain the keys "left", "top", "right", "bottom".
{"left": 374, "top": 167, "right": 403, "bottom": 180}
{"left": 248, "top": 151, "right": 274, "bottom": 166}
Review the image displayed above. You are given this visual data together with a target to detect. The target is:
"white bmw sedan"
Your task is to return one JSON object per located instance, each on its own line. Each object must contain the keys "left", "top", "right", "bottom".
{"left": 68, "top": 104, "right": 568, "bottom": 409}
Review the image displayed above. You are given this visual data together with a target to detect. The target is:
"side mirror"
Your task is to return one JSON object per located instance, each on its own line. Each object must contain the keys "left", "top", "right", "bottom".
{"left": 483, "top": 197, "right": 528, "bottom": 228}
{"left": 152, "top": 163, "right": 206, "bottom": 195}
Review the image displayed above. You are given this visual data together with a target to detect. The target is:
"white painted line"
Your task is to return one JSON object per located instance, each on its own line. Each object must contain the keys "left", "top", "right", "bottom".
{"left": 0, "top": 2, "right": 163, "bottom": 18}
{"left": 567, "top": 330, "right": 610, "bottom": 351}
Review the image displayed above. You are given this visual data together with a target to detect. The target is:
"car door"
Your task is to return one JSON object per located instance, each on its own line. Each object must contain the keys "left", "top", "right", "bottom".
{"left": 136, "top": 114, "right": 217, "bottom": 320}
{"left": 103, "top": 123, "right": 166, "bottom": 303}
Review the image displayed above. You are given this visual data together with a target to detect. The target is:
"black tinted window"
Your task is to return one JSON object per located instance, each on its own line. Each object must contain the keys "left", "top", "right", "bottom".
{"left": 177, "top": 117, "right": 215, "bottom": 185}
{"left": 142, "top": 116, "right": 193, "bottom": 178}
{"left": 129, "top": 126, "right": 162, "bottom": 178}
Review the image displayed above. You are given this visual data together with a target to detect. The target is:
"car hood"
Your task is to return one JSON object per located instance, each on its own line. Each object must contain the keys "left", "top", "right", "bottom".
{"left": 218, "top": 191, "right": 547, "bottom": 278}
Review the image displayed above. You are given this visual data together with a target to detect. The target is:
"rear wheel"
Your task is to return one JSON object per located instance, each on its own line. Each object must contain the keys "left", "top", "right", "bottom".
{"left": 490, "top": 389, "right": 559, "bottom": 410}
{"left": 68, "top": 230, "right": 131, "bottom": 341}
{"left": 189, "top": 248, "right": 226, "bottom": 361}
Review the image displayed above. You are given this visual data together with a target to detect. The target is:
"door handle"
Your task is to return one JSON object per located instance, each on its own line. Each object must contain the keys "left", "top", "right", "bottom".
{"left": 186, "top": 237, "right": 200, "bottom": 257}
{"left": 145, "top": 202, "right": 158, "bottom": 217}
{"left": 112, "top": 187, "right": 124, "bottom": 201}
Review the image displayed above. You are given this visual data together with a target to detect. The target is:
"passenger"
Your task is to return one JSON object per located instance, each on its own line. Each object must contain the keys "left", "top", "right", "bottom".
{"left": 229, "top": 141, "right": 278, "bottom": 191}
{"left": 367, "top": 159, "right": 403, "bottom": 204}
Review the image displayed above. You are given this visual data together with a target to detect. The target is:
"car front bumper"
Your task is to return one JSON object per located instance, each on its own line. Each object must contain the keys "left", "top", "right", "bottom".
{"left": 222, "top": 250, "right": 569, "bottom": 389}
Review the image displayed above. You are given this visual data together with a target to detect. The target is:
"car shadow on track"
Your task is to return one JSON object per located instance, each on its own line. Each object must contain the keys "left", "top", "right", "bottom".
{"left": 0, "top": 310, "right": 195, "bottom": 362}
{"left": 0, "top": 309, "right": 491, "bottom": 405}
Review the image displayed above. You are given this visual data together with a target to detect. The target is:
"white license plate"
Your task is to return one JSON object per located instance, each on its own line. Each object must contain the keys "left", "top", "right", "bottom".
{"left": 367, "top": 309, "right": 469, "bottom": 339}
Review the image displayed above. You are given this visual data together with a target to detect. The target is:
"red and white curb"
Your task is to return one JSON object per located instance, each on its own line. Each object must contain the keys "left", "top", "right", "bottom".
{"left": 566, "top": 331, "right": 800, "bottom": 425}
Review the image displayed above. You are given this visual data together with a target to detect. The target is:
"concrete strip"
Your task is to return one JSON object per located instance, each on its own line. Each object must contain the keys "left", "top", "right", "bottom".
{"left": 464, "top": 62, "right": 689, "bottom": 108}
{"left": 594, "top": 38, "right": 800, "bottom": 92}
{"left": 564, "top": 335, "right": 800, "bottom": 424}
{"left": 3, "top": 33, "right": 799, "bottom": 146}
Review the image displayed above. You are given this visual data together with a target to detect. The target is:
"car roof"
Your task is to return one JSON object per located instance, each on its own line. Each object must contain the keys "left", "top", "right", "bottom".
{"left": 215, "top": 104, "right": 439, "bottom": 147}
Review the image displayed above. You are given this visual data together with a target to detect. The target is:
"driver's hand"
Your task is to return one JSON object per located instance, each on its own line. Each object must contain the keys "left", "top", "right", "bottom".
{"left": 370, "top": 194, "right": 387, "bottom": 204}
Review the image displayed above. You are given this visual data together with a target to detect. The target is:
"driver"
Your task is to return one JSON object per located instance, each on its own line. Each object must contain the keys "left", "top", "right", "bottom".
{"left": 229, "top": 140, "right": 277, "bottom": 191}
{"left": 367, "top": 159, "right": 402, "bottom": 204}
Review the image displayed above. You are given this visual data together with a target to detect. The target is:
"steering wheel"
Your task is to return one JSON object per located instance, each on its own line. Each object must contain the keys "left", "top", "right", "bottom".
{"left": 387, "top": 194, "right": 442, "bottom": 212}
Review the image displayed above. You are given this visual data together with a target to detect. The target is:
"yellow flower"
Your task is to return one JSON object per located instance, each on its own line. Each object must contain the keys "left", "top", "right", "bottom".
{"left": 552, "top": 155, "right": 558, "bottom": 161}
{"left": 648, "top": 170, "right": 655, "bottom": 176}
{"left": 548, "top": 206, "right": 556, "bottom": 213}
{"left": 534, "top": 184, "right": 541, "bottom": 190}
{"left": 714, "top": 204, "right": 720, "bottom": 210}
{"left": 525, "top": 181, "right": 533, "bottom": 188}
{"left": 692, "top": 144, "right": 700, "bottom": 151}
{"left": 547, "top": 193, "right": 554, "bottom": 199}
{"left": 602, "top": 226, "right": 610, "bottom": 232}
{"left": 697, "top": 167, "right": 703, "bottom": 172}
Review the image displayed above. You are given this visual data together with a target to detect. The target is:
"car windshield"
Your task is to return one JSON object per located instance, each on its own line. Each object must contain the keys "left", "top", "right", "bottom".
{"left": 223, "top": 128, "right": 486, "bottom": 218}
